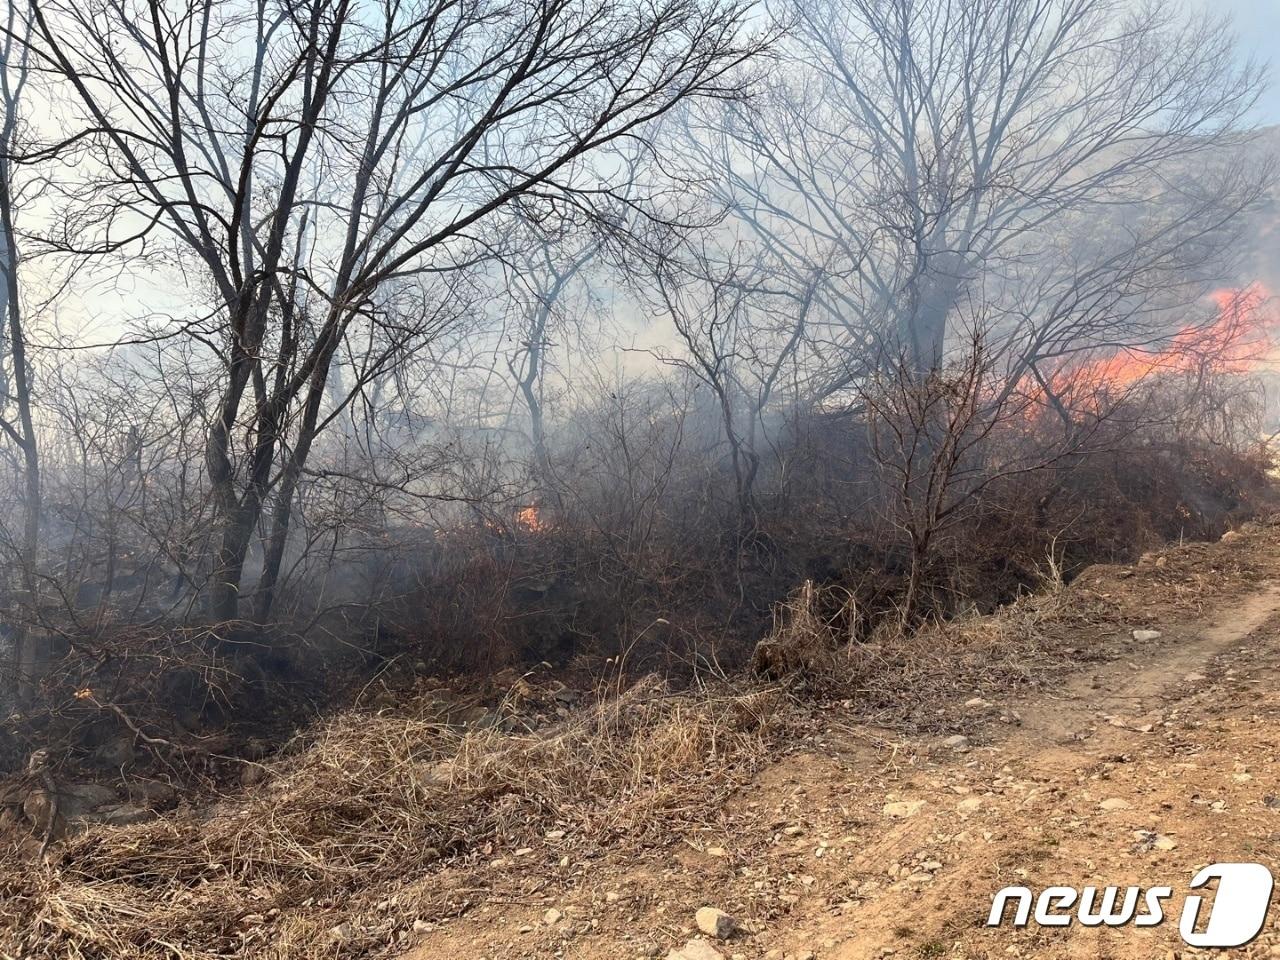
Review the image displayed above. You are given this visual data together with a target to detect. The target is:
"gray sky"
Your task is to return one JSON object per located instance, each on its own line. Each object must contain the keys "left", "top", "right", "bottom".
{"left": 1213, "top": 0, "right": 1280, "bottom": 123}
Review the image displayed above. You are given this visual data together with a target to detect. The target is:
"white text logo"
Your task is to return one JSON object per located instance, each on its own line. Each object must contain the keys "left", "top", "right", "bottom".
{"left": 987, "top": 863, "right": 1274, "bottom": 948}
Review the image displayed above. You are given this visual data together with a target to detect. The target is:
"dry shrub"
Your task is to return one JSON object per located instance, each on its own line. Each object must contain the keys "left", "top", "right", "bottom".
{"left": 752, "top": 514, "right": 1280, "bottom": 732}
{"left": 755, "top": 575, "right": 1116, "bottom": 729}
{"left": 0, "top": 676, "right": 783, "bottom": 959}
{"left": 750, "top": 579, "right": 864, "bottom": 690}
{"left": 0, "top": 621, "right": 275, "bottom": 778}
{"left": 7, "top": 519, "right": 1277, "bottom": 958}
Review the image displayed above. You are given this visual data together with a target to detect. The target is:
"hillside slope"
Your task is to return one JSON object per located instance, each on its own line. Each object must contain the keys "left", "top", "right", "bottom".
{"left": 406, "top": 534, "right": 1280, "bottom": 960}
{"left": 9, "top": 523, "right": 1280, "bottom": 959}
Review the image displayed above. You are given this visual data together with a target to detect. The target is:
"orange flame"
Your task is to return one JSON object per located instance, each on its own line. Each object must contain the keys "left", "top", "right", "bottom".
{"left": 1042, "top": 283, "right": 1276, "bottom": 407}
{"left": 516, "top": 505, "right": 547, "bottom": 532}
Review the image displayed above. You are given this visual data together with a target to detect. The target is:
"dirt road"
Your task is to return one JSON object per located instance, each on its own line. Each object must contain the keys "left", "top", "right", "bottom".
{"left": 407, "top": 552, "right": 1280, "bottom": 959}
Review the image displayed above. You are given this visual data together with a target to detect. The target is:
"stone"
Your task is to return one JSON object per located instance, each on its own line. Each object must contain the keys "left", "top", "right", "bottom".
{"left": 669, "top": 940, "right": 724, "bottom": 960}
{"left": 943, "top": 735, "right": 971, "bottom": 753}
{"left": 412, "top": 919, "right": 431, "bottom": 934}
{"left": 883, "top": 800, "right": 925, "bottom": 819}
{"left": 695, "top": 907, "right": 735, "bottom": 939}
{"left": 98, "top": 803, "right": 155, "bottom": 826}
{"left": 1182, "top": 673, "right": 1206, "bottom": 683}
{"left": 450, "top": 705, "right": 497, "bottom": 729}
{"left": 1131, "top": 629, "right": 1162, "bottom": 641}
{"left": 1133, "top": 829, "right": 1175, "bottom": 851}
{"left": 1099, "top": 798, "right": 1130, "bottom": 812}
{"left": 543, "top": 908, "right": 563, "bottom": 926}
{"left": 964, "top": 698, "right": 992, "bottom": 709}
{"left": 127, "top": 779, "right": 176, "bottom": 805}
{"left": 58, "top": 782, "right": 119, "bottom": 817}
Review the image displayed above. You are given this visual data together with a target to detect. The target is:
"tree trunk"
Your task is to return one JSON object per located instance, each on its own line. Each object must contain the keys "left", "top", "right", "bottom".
{"left": 254, "top": 343, "right": 334, "bottom": 623}
{"left": 901, "top": 529, "right": 931, "bottom": 626}
{"left": 209, "top": 504, "right": 257, "bottom": 622}
{"left": 1, "top": 149, "right": 41, "bottom": 702}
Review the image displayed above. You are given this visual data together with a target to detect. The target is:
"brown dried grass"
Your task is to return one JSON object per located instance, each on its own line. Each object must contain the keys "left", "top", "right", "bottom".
{"left": 750, "top": 572, "right": 1082, "bottom": 724}
{"left": 5, "top": 522, "right": 1274, "bottom": 959}
{"left": 0, "top": 677, "right": 784, "bottom": 959}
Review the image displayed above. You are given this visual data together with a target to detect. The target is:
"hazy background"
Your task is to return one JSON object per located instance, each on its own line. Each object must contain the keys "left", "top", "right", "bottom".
{"left": 34, "top": 0, "right": 1280, "bottom": 352}
{"left": 1213, "top": 0, "right": 1280, "bottom": 124}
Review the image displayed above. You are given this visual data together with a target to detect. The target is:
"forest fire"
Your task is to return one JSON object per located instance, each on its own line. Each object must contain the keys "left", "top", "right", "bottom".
{"left": 1042, "top": 283, "right": 1277, "bottom": 405}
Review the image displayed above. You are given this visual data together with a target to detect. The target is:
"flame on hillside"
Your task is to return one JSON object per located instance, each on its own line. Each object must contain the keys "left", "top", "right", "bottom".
{"left": 1039, "top": 283, "right": 1276, "bottom": 409}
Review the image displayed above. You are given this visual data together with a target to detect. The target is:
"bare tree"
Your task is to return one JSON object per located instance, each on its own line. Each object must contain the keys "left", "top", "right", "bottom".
{"left": 503, "top": 227, "right": 601, "bottom": 496}
{"left": 682, "top": 0, "right": 1271, "bottom": 393}
{"left": 23, "top": 0, "right": 761, "bottom": 622}
{"left": 861, "top": 327, "right": 1100, "bottom": 623}
{"left": 650, "top": 239, "right": 814, "bottom": 532}
{"left": 0, "top": 4, "right": 43, "bottom": 697}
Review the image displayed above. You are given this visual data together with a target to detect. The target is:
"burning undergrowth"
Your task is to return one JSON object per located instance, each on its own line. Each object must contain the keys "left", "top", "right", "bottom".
{"left": 1045, "top": 283, "right": 1278, "bottom": 398}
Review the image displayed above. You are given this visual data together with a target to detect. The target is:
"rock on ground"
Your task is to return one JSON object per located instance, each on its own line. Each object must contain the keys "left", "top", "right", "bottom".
{"left": 694, "top": 906, "right": 735, "bottom": 939}
{"left": 668, "top": 940, "right": 723, "bottom": 960}
{"left": 883, "top": 799, "right": 925, "bottom": 818}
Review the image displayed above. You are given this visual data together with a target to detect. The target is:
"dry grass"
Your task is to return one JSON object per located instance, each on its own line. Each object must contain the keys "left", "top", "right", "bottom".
{"left": 750, "top": 573, "right": 1083, "bottom": 727}
{"left": 4, "top": 522, "right": 1276, "bottom": 959}
{"left": 0, "top": 677, "right": 784, "bottom": 959}
{"left": 850, "top": 586, "right": 1084, "bottom": 726}
{"left": 750, "top": 579, "right": 862, "bottom": 686}
{"left": 748, "top": 523, "right": 1280, "bottom": 730}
